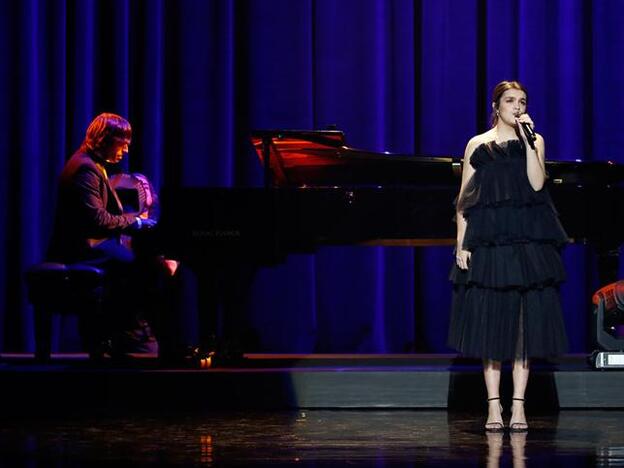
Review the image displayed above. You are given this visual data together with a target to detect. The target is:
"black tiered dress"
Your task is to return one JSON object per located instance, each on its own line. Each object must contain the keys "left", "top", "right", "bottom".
{"left": 448, "top": 139, "right": 569, "bottom": 361}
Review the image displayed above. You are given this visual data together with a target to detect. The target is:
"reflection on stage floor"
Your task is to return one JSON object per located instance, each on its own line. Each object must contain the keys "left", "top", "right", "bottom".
{"left": 0, "top": 410, "right": 623, "bottom": 466}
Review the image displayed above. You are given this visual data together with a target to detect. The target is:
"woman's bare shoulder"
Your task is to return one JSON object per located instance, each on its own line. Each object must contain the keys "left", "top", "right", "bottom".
{"left": 465, "top": 130, "right": 494, "bottom": 155}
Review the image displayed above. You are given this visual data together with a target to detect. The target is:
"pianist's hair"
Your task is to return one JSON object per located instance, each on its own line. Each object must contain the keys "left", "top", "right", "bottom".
{"left": 81, "top": 113, "right": 132, "bottom": 154}
{"left": 490, "top": 80, "right": 528, "bottom": 127}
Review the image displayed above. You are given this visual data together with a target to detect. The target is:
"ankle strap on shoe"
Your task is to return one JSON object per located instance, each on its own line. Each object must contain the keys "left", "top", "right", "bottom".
{"left": 487, "top": 397, "right": 501, "bottom": 401}
{"left": 512, "top": 397, "right": 525, "bottom": 401}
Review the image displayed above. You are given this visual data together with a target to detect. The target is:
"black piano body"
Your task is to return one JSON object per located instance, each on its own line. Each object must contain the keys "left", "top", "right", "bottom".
{"left": 159, "top": 129, "right": 624, "bottom": 287}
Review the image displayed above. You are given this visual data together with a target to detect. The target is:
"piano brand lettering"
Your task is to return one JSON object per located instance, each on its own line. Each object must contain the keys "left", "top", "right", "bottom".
{"left": 192, "top": 229, "right": 241, "bottom": 238}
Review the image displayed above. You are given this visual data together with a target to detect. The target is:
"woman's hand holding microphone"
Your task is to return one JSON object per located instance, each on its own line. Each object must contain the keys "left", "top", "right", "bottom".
{"left": 515, "top": 112, "right": 536, "bottom": 149}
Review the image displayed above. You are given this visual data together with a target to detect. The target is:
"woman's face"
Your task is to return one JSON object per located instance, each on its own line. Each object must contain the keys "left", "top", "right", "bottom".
{"left": 494, "top": 88, "right": 527, "bottom": 127}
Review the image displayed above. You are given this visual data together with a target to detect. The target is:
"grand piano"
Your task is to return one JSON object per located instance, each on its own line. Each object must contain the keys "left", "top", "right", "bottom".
{"left": 159, "top": 129, "right": 624, "bottom": 286}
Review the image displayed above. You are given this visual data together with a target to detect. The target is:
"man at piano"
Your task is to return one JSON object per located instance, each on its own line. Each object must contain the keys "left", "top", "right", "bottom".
{"left": 448, "top": 81, "right": 569, "bottom": 432}
{"left": 47, "top": 113, "right": 196, "bottom": 362}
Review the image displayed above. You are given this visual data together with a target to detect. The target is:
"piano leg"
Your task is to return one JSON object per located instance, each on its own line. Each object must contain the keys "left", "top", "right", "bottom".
{"left": 195, "top": 261, "right": 259, "bottom": 357}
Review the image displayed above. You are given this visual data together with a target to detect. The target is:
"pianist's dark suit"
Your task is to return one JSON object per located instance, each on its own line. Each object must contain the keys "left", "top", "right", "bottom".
{"left": 47, "top": 149, "right": 198, "bottom": 358}
{"left": 47, "top": 149, "right": 137, "bottom": 265}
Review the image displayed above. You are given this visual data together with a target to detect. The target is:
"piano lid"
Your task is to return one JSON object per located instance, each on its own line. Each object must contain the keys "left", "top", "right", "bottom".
{"left": 250, "top": 130, "right": 456, "bottom": 187}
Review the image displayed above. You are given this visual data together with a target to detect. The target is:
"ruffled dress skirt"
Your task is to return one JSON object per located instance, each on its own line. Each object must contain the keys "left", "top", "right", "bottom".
{"left": 448, "top": 140, "right": 569, "bottom": 361}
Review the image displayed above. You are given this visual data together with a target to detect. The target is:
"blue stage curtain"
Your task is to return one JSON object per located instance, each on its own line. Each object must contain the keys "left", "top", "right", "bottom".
{"left": 1, "top": 0, "right": 622, "bottom": 353}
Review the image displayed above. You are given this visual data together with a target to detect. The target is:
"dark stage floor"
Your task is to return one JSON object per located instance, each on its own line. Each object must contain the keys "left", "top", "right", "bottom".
{"left": 1, "top": 354, "right": 623, "bottom": 465}
{"left": 0, "top": 410, "right": 623, "bottom": 466}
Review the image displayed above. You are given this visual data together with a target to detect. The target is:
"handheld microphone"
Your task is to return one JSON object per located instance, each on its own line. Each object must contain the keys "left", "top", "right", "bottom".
{"left": 515, "top": 114, "right": 536, "bottom": 150}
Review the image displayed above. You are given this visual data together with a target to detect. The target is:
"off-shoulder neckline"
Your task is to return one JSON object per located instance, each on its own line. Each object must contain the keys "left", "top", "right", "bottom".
{"left": 484, "top": 138, "right": 521, "bottom": 147}
{"left": 468, "top": 138, "right": 522, "bottom": 162}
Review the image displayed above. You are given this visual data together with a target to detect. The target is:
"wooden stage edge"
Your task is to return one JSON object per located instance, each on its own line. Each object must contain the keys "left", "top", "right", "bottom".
{"left": 0, "top": 353, "right": 623, "bottom": 413}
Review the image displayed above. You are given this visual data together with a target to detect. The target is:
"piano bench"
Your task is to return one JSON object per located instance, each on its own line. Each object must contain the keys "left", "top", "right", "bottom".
{"left": 25, "top": 263, "right": 105, "bottom": 362}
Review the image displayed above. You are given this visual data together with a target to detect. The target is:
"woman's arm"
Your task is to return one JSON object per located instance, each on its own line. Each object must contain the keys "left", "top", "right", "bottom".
{"left": 525, "top": 134, "right": 546, "bottom": 191}
{"left": 516, "top": 114, "right": 546, "bottom": 191}
{"left": 455, "top": 139, "right": 477, "bottom": 270}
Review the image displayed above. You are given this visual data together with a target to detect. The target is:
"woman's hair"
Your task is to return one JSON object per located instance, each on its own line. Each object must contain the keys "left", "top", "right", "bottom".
{"left": 81, "top": 113, "right": 132, "bottom": 154}
{"left": 490, "top": 80, "right": 528, "bottom": 127}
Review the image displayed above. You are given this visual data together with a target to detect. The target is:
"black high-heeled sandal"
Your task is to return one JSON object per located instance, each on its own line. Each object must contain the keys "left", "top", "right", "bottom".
{"left": 509, "top": 397, "right": 529, "bottom": 433}
{"left": 485, "top": 397, "right": 505, "bottom": 433}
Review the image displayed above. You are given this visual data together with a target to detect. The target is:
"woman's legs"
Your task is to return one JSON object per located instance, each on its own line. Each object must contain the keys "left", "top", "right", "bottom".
{"left": 511, "top": 359, "right": 530, "bottom": 429}
{"left": 483, "top": 359, "right": 503, "bottom": 429}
